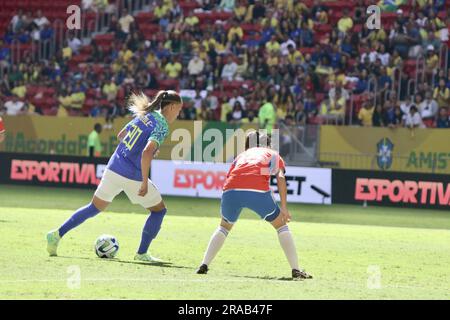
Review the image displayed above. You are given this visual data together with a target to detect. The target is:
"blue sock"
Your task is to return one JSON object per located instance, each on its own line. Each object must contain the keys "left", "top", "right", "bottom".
{"left": 137, "top": 208, "right": 167, "bottom": 254}
{"left": 59, "top": 203, "right": 101, "bottom": 237}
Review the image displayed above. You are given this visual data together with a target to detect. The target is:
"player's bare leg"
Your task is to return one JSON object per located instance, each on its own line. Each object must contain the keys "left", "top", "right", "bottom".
{"left": 270, "top": 214, "right": 312, "bottom": 280}
{"left": 197, "top": 219, "right": 233, "bottom": 274}
{"left": 47, "top": 196, "right": 109, "bottom": 256}
{"left": 134, "top": 200, "right": 167, "bottom": 263}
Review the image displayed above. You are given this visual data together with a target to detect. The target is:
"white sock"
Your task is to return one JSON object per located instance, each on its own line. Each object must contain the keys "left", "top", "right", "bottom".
{"left": 277, "top": 225, "right": 300, "bottom": 270}
{"left": 201, "top": 226, "right": 229, "bottom": 266}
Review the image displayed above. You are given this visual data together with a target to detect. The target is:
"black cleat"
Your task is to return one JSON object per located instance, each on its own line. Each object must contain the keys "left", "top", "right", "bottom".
{"left": 196, "top": 264, "right": 208, "bottom": 274}
{"left": 292, "top": 269, "right": 313, "bottom": 280}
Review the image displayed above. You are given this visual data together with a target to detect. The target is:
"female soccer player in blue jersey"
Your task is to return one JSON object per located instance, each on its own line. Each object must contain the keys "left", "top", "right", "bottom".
{"left": 46, "top": 90, "right": 183, "bottom": 262}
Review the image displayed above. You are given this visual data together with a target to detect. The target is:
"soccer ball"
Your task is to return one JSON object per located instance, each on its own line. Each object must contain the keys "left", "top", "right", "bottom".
{"left": 94, "top": 234, "right": 119, "bottom": 258}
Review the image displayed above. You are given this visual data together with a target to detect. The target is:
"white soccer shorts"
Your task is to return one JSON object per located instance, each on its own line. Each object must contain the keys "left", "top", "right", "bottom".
{"left": 94, "top": 169, "right": 162, "bottom": 208}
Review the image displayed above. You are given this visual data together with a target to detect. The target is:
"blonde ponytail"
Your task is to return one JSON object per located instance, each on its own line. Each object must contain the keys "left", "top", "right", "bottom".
{"left": 128, "top": 90, "right": 181, "bottom": 117}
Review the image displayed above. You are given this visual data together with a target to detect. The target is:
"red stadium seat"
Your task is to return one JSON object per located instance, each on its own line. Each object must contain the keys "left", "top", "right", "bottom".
{"left": 158, "top": 79, "right": 179, "bottom": 90}
{"left": 423, "top": 119, "right": 434, "bottom": 128}
{"left": 298, "top": 47, "right": 315, "bottom": 56}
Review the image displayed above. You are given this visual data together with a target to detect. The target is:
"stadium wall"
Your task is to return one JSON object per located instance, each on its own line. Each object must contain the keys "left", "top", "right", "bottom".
{"left": 319, "top": 126, "right": 450, "bottom": 174}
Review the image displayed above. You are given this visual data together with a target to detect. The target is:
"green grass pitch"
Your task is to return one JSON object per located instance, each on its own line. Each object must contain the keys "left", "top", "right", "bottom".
{"left": 0, "top": 185, "right": 449, "bottom": 299}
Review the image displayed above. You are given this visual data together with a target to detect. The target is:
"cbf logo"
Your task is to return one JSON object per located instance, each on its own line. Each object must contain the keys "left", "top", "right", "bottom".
{"left": 376, "top": 138, "right": 394, "bottom": 170}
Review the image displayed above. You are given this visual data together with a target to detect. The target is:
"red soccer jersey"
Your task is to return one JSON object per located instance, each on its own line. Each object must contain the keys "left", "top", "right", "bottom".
{"left": 223, "top": 147, "right": 286, "bottom": 192}
{"left": 0, "top": 117, "right": 4, "bottom": 133}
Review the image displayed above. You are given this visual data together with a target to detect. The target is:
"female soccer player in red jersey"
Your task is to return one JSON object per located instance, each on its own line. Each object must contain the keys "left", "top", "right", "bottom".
{"left": 196, "top": 131, "right": 312, "bottom": 280}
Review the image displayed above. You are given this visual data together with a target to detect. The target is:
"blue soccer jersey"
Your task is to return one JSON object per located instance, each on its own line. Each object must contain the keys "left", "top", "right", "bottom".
{"left": 107, "top": 111, "right": 169, "bottom": 181}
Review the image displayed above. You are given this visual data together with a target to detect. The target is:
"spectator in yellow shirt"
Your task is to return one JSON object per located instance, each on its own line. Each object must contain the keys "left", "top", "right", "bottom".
{"left": 425, "top": 45, "right": 439, "bottom": 81}
{"left": 234, "top": 0, "right": 247, "bottom": 22}
{"left": 154, "top": 0, "right": 169, "bottom": 19}
{"left": 164, "top": 56, "right": 182, "bottom": 78}
{"left": 119, "top": 44, "right": 133, "bottom": 62}
{"left": 185, "top": 11, "right": 199, "bottom": 26}
{"left": 70, "top": 85, "right": 86, "bottom": 109}
{"left": 103, "top": 78, "right": 118, "bottom": 102}
{"left": 11, "top": 80, "right": 27, "bottom": 98}
{"left": 267, "top": 51, "right": 279, "bottom": 67}
{"left": 265, "top": 35, "right": 280, "bottom": 54}
{"left": 227, "top": 19, "right": 244, "bottom": 42}
{"left": 433, "top": 78, "right": 450, "bottom": 108}
{"left": 358, "top": 103, "right": 375, "bottom": 126}
{"left": 337, "top": 9, "right": 353, "bottom": 35}
{"left": 287, "top": 44, "right": 303, "bottom": 65}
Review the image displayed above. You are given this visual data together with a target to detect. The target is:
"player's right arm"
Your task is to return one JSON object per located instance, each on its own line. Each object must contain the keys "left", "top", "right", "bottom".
{"left": 117, "top": 126, "right": 128, "bottom": 142}
{"left": 276, "top": 169, "right": 291, "bottom": 223}
{"left": 138, "top": 140, "right": 158, "bottom": 197}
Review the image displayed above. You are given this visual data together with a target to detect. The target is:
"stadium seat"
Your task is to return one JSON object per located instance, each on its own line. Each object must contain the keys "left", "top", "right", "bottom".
{"left": 158, "top": 79, "right": 180, "bottom": 90}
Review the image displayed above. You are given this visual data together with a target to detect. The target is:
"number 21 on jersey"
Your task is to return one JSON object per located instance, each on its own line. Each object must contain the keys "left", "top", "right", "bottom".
{"left": 123, "top": 124, "right": 143, "bottom": 150}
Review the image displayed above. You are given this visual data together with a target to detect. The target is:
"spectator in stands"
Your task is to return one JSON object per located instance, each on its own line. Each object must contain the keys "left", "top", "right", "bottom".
{"left": 11, "top": 80, "right": 26, "bottom": 99}
{"left": 8, "top": 65, "right": 23, "bottom": 87}
{"left": 33, "top": 10, "right": 50, "bottom": 30}
{"left": 321, "top": 88, "right": 346, "bottom": 124}
{"left": 118, "top": 8, "right": 135, "bottom": 40}
{"left": 103, "top": 77, "right": 118, "bottom": 102}
{"left": 419, "top": 91, "right": 439, "bottom": 123}
{"left": 293, "top": 101, "right": 306, "bottom": 125}
{"left": 4, "top": 95, "right": 25, "bottom": 115}
{"left": 206, "top": 89, "right": 219, "bottom": 111}
{"left": 425, "top": 45, "right": 439, "bottom": 81}
{"left": 274, "top": 85, "right": 293, "bottom": 118}
{"left": 67, "top": 33, "right": 82, "bottom": 55}
{"left": 372, "top": 104, "right": 385, "bottom": 127}
{"left": 265, "top": 35, "right": 280, "bottom": 54}
{"left": 383, "top": 100, "right": 397, "bottom": 126}
{"left": 229, "top": 89, "right": 246, "bottom": 110}
{"left": 390, "top": 106, "right": 404, "bottom": 128}
{"left": 436, "top": 107, "right": 449, "bottom": 128}
{"left": 337, "top": 9, "right": 353, "bottom": 38}
{"left": 258, "top": 96, "right": 276, "bottom": 133}
{"left": 234, "top": 0, "right": 247, "bottom": 22}
{"left": 70, "top": 84, "right": 86, "bottom": 110}
{"left": 187, "top": 54, "right": 205, "bottom": 78}
{"left": 164, "top": 55, "right": 182, "bottom": 79}
{"left": 219, "top": 0, "right": 236, "bottom": 12}
{"left": 227, "top": 100, "right": 245, "bottom": 124}
{"left": 241, "top": 109, "right": 258, "bottom": 124}
{"left": 433, "top": 78, "right": 450, "bottom": 108}
{"left": 403, "top": 105, "right": 425, "bottom": 128}
{"left": 400, "top": 96, "right": 414, "bottom": 115}
{"left": 221, "top": 56, "right": 237, "bottom": 81}
{"left": 10, "top": 9, "right": 24, "bottom": 33}
{"left": 182, "top": 100, "right": 197, "bottom": 120}
{"left": 0, "top": 40, "right": 10, "bottom": 70}
{"left": 227, "top": 19, "right": 243, "bottom": 43}
{"left": 358, "top": 102, "right": 374, "bottom": 127}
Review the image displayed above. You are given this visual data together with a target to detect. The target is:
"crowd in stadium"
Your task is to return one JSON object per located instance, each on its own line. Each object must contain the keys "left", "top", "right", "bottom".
{"left": 0, "top": 0, "right": 450, "bottom": 129}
